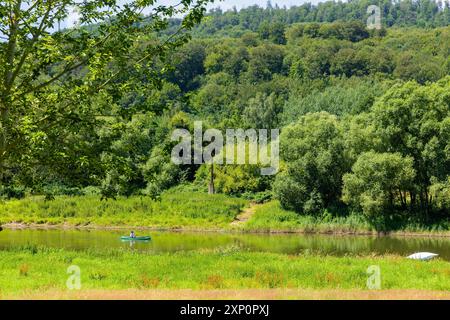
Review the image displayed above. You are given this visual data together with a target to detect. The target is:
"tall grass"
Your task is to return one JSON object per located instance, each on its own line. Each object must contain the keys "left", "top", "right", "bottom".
{"left": 0, "top": 246, "right": 448, "bottom": 295}
{"left": 0, "top": 192, "right": 247, "bottom": 229}
{"left": 243, "top": 201, "right": 372, "bottom": 233}
{"left": 243, "top": 201, "right": 450, "bottom": 234}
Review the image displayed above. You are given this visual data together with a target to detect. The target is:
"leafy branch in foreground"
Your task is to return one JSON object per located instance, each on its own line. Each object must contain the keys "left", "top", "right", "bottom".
{"left": 0, "top": 0, "right": 211, "bottom": 181}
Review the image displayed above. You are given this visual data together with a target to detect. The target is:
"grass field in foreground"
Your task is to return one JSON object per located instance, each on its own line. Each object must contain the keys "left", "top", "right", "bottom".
{"left": 0, "top": 246, "right": 449, "bottom": 298}
{"left": 0, "top": 192, "right": 247, "bottom": 229}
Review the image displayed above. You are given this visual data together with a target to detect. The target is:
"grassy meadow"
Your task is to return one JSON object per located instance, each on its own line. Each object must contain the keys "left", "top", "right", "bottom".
{"left": 0, "top": 245, "right": 449, "bottom": 299}
{"left": 0, "top": 192, "right": 247, "bottom": 229}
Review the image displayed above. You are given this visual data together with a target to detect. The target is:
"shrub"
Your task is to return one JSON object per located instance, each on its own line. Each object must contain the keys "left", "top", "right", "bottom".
{"left": 242, "top": 190, "right": 273, "bottom": 204}
{"left": 342, "top": 152, "right": 415, "bottom": 219}
{"left": 195, "top": 164, "right": 272, "bottom": 196}
{"left": 0, "top": 185, "right": 26, "bottom": 199}
{"left": 82, "top": 186, "right": 101, "bottom": 196}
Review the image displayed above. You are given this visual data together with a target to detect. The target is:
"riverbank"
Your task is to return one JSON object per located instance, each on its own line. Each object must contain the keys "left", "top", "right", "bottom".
{"left": 0, "top": 246, "right": 449, "bottom": 299}
{"left": 243, "top": 201, "right": 450, "bottom": 237}
{"left": 0, "top": 192, "right": 247, "bottom": 230}
{"left": 0, "top": 193, "right": 449, "bottom": 237}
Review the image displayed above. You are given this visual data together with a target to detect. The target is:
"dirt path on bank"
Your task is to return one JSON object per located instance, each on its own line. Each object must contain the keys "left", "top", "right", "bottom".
{"left": 230, "top": 203, "right": 260, "bottom": 226}
{"left": 4, "top": 288, "right": 450, "bottom": 300}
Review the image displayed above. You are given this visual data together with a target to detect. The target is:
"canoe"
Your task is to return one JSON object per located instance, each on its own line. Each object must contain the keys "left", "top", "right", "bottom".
{"left": 407, "top": 252, "right": 438, "bottom": 261}
{"left": 120, "top": 236, "right": 151, "bottom": 241}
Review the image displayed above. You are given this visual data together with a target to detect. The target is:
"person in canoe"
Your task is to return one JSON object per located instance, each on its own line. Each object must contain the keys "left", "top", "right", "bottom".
{"left": 130, "top": 230, "right": 136, "bottom": 238}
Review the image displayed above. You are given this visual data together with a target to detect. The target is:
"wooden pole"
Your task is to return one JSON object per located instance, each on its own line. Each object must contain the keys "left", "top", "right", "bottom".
{"left": 208, "top": 163, "right": 215, "bottom": 194}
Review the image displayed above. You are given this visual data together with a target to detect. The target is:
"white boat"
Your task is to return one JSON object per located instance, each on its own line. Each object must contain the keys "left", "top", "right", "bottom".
{"left": 407, "top": 252, "right": 439, "bottom": 261}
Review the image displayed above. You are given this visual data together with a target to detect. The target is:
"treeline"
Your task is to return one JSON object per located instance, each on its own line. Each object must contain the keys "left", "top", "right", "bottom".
{"left": 276, "top": 78, "right": 450, "bottom": 229}
{"left": 165, "top": 0, "right": 450, "bottom": 38}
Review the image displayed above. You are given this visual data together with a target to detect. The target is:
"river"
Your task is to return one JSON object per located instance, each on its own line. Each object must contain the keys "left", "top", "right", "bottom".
{"left": 0, "top": 229, "right": 449, "bottom": 260}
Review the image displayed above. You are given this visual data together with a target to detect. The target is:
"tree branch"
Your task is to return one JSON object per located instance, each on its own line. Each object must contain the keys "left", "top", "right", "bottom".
{"left": 8, "top": 1, "right": 56, "bottom": 93}
{"left": 3, "top": 0, "right": 23, "bottom": 98}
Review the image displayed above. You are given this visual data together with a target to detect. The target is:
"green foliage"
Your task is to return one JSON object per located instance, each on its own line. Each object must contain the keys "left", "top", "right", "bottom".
{"left": 258, "top": 22, "right": 287, "bottom": 44}
{"left": 98, "top": 113, "right": 158, "bottom": 198}
{"left": 241, "top": 190, "right": 273, "bottom": 204}
{"left": 430, "top": 177, "right": 450, "bottom": 211}
{"left": 282, "top": 78, "right": 388, "bottom": 122}
{"left": 41, "top": 183, "right": 83, "bottom": 197}
{"left": 1, "top": 1, "right": 449, "bottom": 231}
{"left": 300, "top": 40, "right": 339, "bottom": 79}
{"left": 191, "top": 72, "right": 237, "bottom": 119}
{"left": 277, "top": 77, "right": 450, "bottom": 227}
{"left": 288, "top": 21, "right": 372, "bottom": 43}
{"left": 0, "top": 0, "right": 210, "bottom": 187}
{"left": 0, "top": 185, "right": 26, "bottom": 200}
{"left": 244, "top": 92, "right": 283, "bottom": 128}
{"left": 317, "top": 21, "right": 370, "bottom": 42}
{"left": 191, "top": 0, "right": 449, "bottom": 38}
{"left": 204, "top": 42, "right": 249, "bottom": 77}
{"left": 167, "top": 40, "right": 207, "bottom": 91}
{"left": 342, "top": 152, "right": 416, "bottom": 218}
{"left": 142, "top": 147, "right": 185, "bottom": 200}
{"left": 195, "top": 164, "right": 272, "bottom": 196}
{"left": 394, "top": 52, "right": 445, "bottom": 84}
{"left": 246, "top": 44, "right": 285, "bottom": 82}
{"left": 370, "top": 77, "right": 450, "bottom": 213}
{"left": 274, "top": 112, "right": 348, "bottom": 214}
{"left": 330, "top": 48, "right": 370, "bottom": 77}
{"left": 81, "top": 186, "right": 101, "bottom": 196}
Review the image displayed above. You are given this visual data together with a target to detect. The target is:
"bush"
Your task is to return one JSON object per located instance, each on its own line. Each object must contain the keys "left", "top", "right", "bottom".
{"left": 342, "top": 152, "right": 415, "bottom": 219}
{"left": 273, "top": 173, "right": 308, "bottom": 212}
{"left": 0, "top": 185, "right": 26, "bottom": 199}
{"left": 195, "top": 164, "right": 272, "bottom": 196}
{"left": 81, "top": 186, "right": 101, "bottom": 196}
{"left": 41, "top": 183, "right": 83, "bottom": 197}
{"left": 241, "top": 190, "right": 273, "bottom": 204}
{"left": 165, "top": 183, "right": 208, "bottom": 194}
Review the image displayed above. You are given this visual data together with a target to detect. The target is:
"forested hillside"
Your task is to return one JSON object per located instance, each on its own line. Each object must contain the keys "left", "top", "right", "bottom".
{"left": 181, "top": 0, "right": 450, "bottom": 37}
{"left": 1, "top": 0, "right": 449, "bottom": 229}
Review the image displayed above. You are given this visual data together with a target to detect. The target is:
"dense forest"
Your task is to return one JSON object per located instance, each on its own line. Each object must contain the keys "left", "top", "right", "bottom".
{"left": 1, "top": 0, "right": 449, "bottom": 229}
{"left": 181, "top": 0, "right": 450, "bottom": 37}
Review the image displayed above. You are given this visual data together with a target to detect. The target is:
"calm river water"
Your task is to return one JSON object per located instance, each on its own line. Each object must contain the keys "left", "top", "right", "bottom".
{"left": 0, "top": 229, "right": 449, "bottom": 260}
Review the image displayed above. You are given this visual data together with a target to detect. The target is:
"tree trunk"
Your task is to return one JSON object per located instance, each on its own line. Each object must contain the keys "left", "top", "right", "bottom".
{"left": 399, "top": 190, "right": 405, "bottom": 209}
{"left": 409, "top": 190, "right": 416, "bottom": 212}
{"left": 208, "top": 163, "right": 215, "bottom": 194}
{"left": 0, "top": 102, "right": 8, "bottom": 183}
